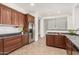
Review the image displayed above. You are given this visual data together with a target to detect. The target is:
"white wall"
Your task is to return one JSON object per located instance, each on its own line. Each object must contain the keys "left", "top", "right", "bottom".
{"left": 40, "top": 18, "right": 45, "bottom": 37}
{"left": 40, "top": 15, "right": 73, "bottom": 38}
{"left": 67, "top": 16, "right": 73, "bottom": 29}
{"left": 2, "top": 3, "right": 26, "bottom": 14}
{"left": 74, "top": 7, "right": 79, "bottom": 29}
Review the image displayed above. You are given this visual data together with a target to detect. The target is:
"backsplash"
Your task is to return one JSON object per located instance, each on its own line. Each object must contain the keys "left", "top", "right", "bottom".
{"left": 0, "top": 26, "right": 21, "bottom": 34}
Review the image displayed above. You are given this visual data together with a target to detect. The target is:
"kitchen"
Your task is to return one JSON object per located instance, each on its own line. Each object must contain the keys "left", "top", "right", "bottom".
{"left": 0, "top": 3, "right": 79, "bottom": 55}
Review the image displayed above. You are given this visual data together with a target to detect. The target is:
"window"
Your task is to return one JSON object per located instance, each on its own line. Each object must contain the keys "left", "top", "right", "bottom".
{"left": 47, "top": 17, "right": 67, "bottom": 30}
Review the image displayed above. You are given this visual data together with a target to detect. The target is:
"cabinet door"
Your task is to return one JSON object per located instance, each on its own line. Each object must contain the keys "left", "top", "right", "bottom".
{"left": 11, "top": 10, "right": 19, "bottom": 25}
{"left": 21, "top": 34, "right": 29, "bottom": 45}
{"left": 1, "top": 6, "right": 11, "bottom": 24}
{"left": 55, "top": 35, "right": 66, "bottom": 49}
{"left": 18, "top": 13, "right": 24, "bottom": 26}
{"left": 24, "top": 17, "right": 28, "bottom": 32}
{"left": 4, "top": 35, "right": 22, "bottom": 54}
{"left": 0, "top": 7, "right": 1, "bottom": 24}
{"left": 27, "top": 14, "right": 34, "bottom": 23}
{"left": 66, "top": 38, "right": 72, "bottom": 55}
{"left": 46, "top": 35, "right": 55, "bottom": 46}
{"left": 72, "top": 44, "right": 79, "bottom": 55}
{"left": 0, "top": 40, "right": 3, "bottom": 55}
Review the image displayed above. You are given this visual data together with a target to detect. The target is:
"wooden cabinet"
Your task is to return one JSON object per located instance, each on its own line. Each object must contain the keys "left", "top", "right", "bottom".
{"left": 21, "top": 34, "right": 29, "bottom": 46}
{"left": 46, "top": 35, "right": 66, "bottom": 49}
{"left": 0, "top": 4, "right": 25, "bottom": 26}
{"left": 3, "top": 35, "right": 22, "bottom": 54}
{"left": 0, "top": 5, "right": 11, "bottom": 24}
{"left": 66, "top": 38, "right": 72, "bottom": 55}
{"left": 66, "top": 37, "right": 79, "bottom": 55}
{"left": 55, "top": 35, "right": 66, "bottom": 49}
{"left": 0, "top": 40, "right": 3, "bottom": 55}
{"left": 26, "top": 14, "right": 34, "bottom": 23}
{"left": 11, "top": 10, "right": 25, "bottom": 26}
{"left": 46, "top": 35, "right": 55, "bottom": 46}
{"left": 72, "top": 44, "right": 79, "bottom": 55}
{"left": 11, "top": 10, "right": 19, "bottom": 25}
{"left": 0, "top": 34, "right": 29, "bottom": 55}
{"left": 0, "top": 6, "right": 1, "bottom": 23}
{"left": 18, "top": 13, "right": 25, "bottom": 26}
{"left": 24, "top": 14, "right": 35, "bottom": 32}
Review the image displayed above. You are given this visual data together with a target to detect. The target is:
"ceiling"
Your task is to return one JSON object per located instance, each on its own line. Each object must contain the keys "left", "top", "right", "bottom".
{"left": 15, "top": 3, "right": 76, "bottom": 17}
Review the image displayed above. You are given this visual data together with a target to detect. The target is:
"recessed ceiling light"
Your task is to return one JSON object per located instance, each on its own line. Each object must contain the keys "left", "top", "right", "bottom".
{"left": 30, "top": 3, "right": 34, "bottom": 6}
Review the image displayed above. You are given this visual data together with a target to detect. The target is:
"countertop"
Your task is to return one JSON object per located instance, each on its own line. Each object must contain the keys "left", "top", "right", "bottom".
{"left": 46, "top": 32, "right": 79, "bottom": 50}
{"left": 65, "top": 34, "right": 79, "bottom": 50}
{"left": 0, "top": 32, "right": 22, "bottom": 39}
{"left": 0, "top": 32, "right": 29, "bottom": 39}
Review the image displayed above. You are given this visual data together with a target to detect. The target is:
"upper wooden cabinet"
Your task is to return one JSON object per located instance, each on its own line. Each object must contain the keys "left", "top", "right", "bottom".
{"left": 0, "top": 4, "right": 25, "bottom": 26}
{"left": 24, "top": 14, "right": 35, "bottom": 32}
{"left": 0, "top": 5, "right": 11, "bottom": 24}
{"left": 12, "top": 10, "right": 25, "bottom": 26}
{"left": 26, "top": 14, "right": 34, "bottom": 23}
{"left": 0, "top": 7, "right": 1, "bottom": 24}
{"left": 18, "top": 13, "right": 25, "bottom": 26}
{"left": 11, "top": 10, "right": 19, "bottom": 25}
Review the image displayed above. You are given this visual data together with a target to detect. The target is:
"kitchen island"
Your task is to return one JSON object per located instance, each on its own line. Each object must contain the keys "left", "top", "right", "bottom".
{"left": 46, "top": 32, "right": 79, "bottom": 55}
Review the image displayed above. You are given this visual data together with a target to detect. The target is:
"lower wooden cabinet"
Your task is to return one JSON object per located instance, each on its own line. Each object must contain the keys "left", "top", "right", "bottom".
{"left": 55, "top": 35, "right": 66, "bottom": 49}
{"left": 72, "top": 44, "right": 79, "bottom": 55}
{"left": 66, "top": 37, "right": 79, "bottom": 55}
{"left": 66, "top": 37, "right": 72, "bottom": 55}
{"left": 3, "top": 35, "right": 22, "bottom": 54}
{"left": 0, "top": 34, "right": 29, "bottom": 55}
{"left": 21, "top": 34, "right": 29, "bottom": 46}
{"left": 46, "top": 35, "right": 55, "bottom": 46}
{"left": 0, "top": 39, "right": 3, "bottom": 55}
{"left": 46, "top": 35, "right": 66, "bottom": 49}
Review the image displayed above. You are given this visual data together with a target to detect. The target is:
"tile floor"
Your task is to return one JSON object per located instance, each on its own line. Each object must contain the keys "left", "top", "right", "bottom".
{"left": 9, "top": 37, "right": 67, "bottom": 55}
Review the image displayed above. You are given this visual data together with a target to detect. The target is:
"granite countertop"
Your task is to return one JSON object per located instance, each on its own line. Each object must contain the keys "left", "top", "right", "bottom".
{"left": 46, "top": 32, "right": 79, "bottom": 50}
{"left": 65, "top": 34, "right": 79, "bottom": 50}
{"left": 0, "top": 32, "right": 29, "bottom": 39}
{"left": 0, "top": 32, "right": 22, "bottom": 39}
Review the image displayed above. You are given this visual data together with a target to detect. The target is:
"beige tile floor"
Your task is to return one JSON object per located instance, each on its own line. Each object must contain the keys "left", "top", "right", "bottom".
{"left": 9, "top": 37, "right": 67, "bottom": 55}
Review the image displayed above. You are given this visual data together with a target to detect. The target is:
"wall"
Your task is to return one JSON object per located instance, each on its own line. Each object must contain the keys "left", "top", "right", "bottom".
{"left": 72, "top": 5, "right": 79, "bottom": 34}
{"left": 74, "top": 7, "right": 79, "bottom": 29}
{"left": 40, "top": 15, "right": 73, "bottom": 38}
